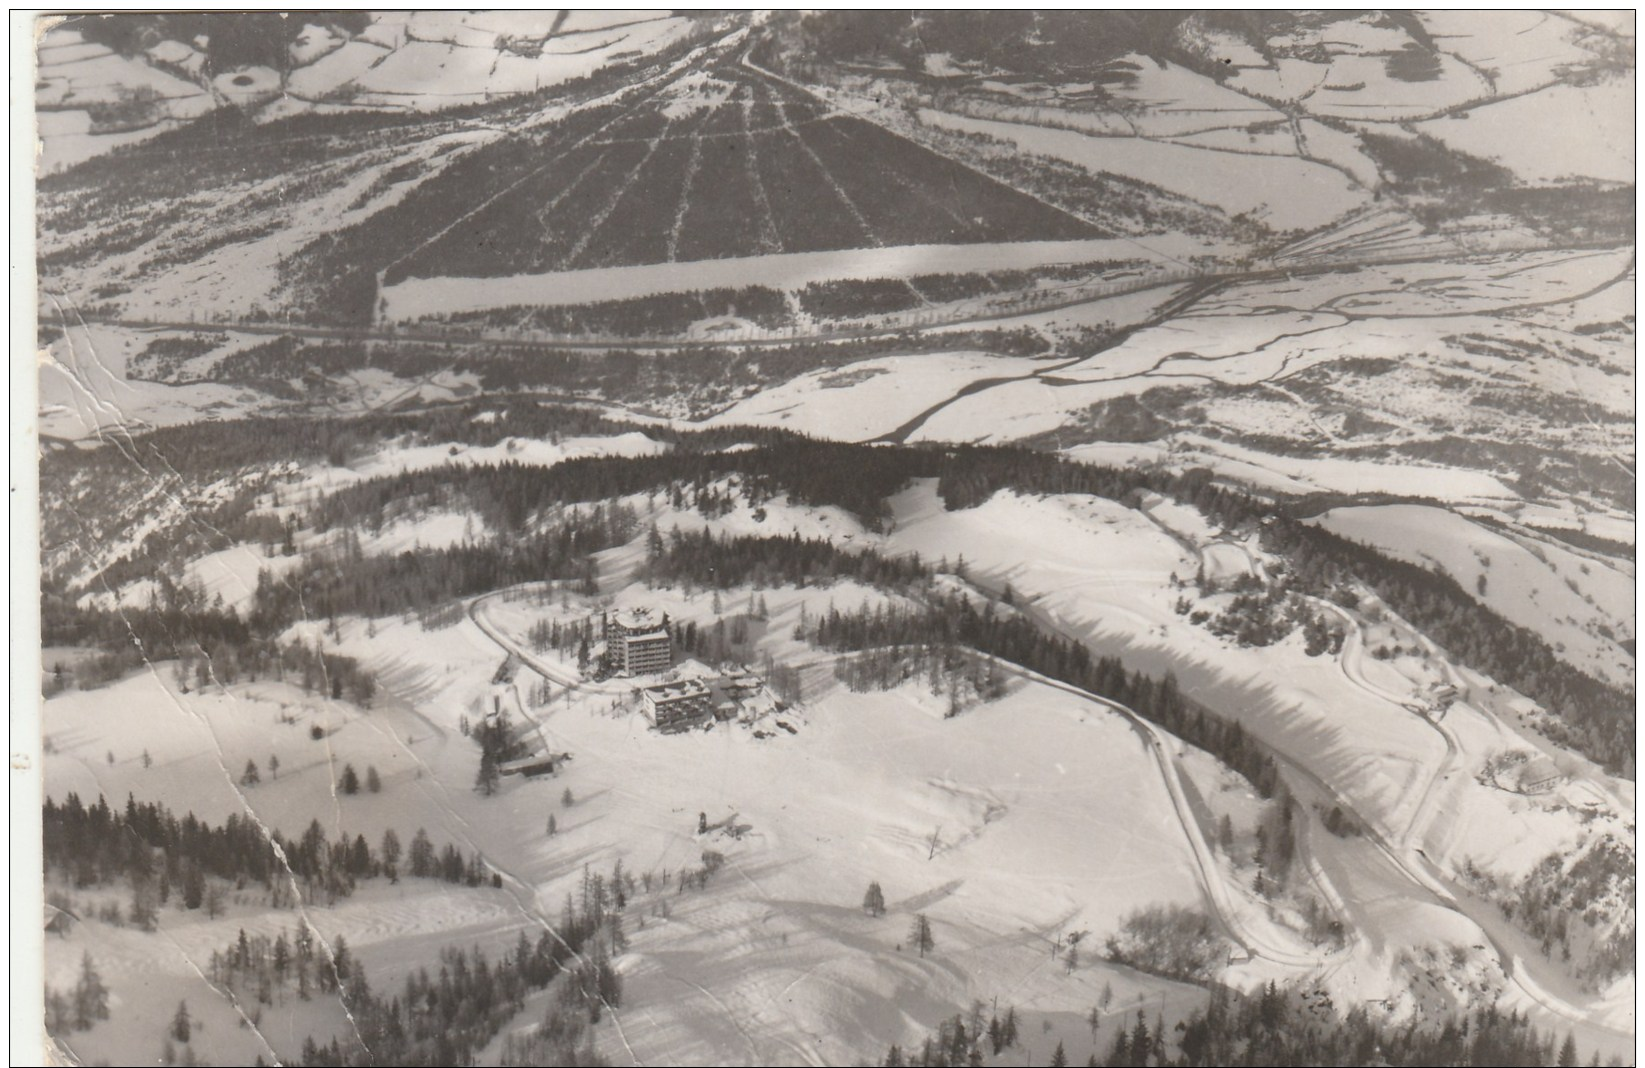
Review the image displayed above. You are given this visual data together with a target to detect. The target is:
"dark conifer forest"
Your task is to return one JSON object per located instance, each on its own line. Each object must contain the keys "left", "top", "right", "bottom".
{"left": 881, "top": 982, "right": 1609, "bottom": 1067}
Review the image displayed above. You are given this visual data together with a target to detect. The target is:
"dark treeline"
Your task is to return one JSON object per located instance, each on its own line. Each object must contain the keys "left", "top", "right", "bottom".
{"left": 306, "top": 437, "right": 932, "bottom": 533}
{"left": 884, "top": 981, "right": 1607, "bottom": 1066}
{"left": 808, "top": 593, "right": 1281, "bottom": 798}
{"left": 253, "top": 508, "right": 634, "bottom": 624}
{"left": 42, "top": 596, "right": 377, "bottom": 705}
{"left": 44, "top": 792, "right": 498, "bottom": 916}
{"left": 643, "top": 527, "right": 930, "bottom": 590}
{"left": 300, "top": 429, "right": 1146, "bottom": 539}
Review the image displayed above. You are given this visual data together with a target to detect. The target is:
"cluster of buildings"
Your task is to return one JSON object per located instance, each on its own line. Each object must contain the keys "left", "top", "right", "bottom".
{"left": 639, "top": 667, "right": 766, "bottom": 733}
{"left": 601, "top": 606, "right": 770, "bottom": 733}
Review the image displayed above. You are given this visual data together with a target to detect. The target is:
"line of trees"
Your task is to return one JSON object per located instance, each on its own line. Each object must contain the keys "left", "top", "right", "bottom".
{"left": 43, "top": 792, "right": 500, "bottom": 915}
{"left": 643, "top": 526, "right": 929, "bottom": 591}
{"left": 251, "top": 513, "right": 625, "bottom": 626}
{"left": 832, "top": 642, "right": 1007, "bottom": 717}
{"left": 883, "top": 980, "right": 1605, "bottom": 1066}
{"left": 806, "top": 594, "right": 1283, "bottom": 798}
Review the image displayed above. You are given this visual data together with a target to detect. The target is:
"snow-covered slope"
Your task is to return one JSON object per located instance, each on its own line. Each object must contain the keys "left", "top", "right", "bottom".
{"left": 1312, "top": 504, "right": 1634, "bottom": 687}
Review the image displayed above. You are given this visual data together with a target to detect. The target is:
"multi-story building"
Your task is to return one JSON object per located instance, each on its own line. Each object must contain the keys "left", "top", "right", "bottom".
{"left": 603, "top": 607, "right": 672, "bottom": 677}
{"left": 640, "top": 679, "right": 712, "bottom": 732}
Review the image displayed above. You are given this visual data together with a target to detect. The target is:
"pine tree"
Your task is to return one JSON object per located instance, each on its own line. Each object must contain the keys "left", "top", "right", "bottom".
{"left": 910, "top": 913, "right": 934, "bottom": 958}
{"left": 380, "top": 828, "right": 401, "bottom": 880}
{"left": 547, "top": 813, "right": 558, "bottom": 836}
{"left": 73, "top": 952, "right": 109, "bottom": 1029}
{"left": 862, "top": 881, "right": 886, "bottom": 917}
{"left": 562, "top": 787, "right": 575, "bottom": 807}
{"left": 240, "top": 758, "right": 261, "bottom": 786}
{"left": 366, "top": 766, "right": 382, "bottom": 793}
{"left": 409, "top": 828, "right": 434, "bottom": 877}
{"left": 339, "top": 763, "right": 360, "bottom": 795}
{"left": 1051, "top": 1040, "right": 1067, "bottom": 1067}
{"left": 1558, "top": 1032, "right": 1579, "bottom": 1067}
{"left": 45, "top": 989, "right": 73, "bottom": 1035}
{"left": 170, "top": 1000, "right": 192, "bottom": 1043}
{"left": 142, "top": 749, "right": 153, "bottom": 769}
{"left": 268, "top": 753, "right": 280, "bottom": 779}
{"left": 332, "top": 935, "right": 352, "bottom": 981}
{"left": 1130, "top": 1011, "right": 1150, "bottom": 1066}
{"left": 129, "top": 884, "right": 158, "bottom": 931}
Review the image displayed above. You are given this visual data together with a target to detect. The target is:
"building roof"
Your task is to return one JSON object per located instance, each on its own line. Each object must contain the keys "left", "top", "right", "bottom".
{"left": 612, "top": 607, "right": 665, "bottom": 631}
{"left": 642, "top": 679, "right": 709, "bottom": 701}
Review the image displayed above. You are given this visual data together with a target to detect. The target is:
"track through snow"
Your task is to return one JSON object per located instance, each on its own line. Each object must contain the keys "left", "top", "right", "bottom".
{"left": 1143, "top": 533, "right": 1630, "bottom": 1046}
{"left": 924, "top": 576, "right": 1335, "bottom": 973}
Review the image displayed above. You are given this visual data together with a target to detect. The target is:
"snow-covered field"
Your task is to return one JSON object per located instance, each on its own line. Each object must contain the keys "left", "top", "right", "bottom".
{"left": 33, "top": 27, "right": 215, "bottom": 172}
{"left": 917, "top": 109, "right": 1369, "bottom": 232}
{"left": 38, "top": 323, "right": 264, "bottom": 441}
{"left": 33, "top": 15, "right": 701, "bottom": 171}
{"left": 1418, "top": 10, "right": 1609, "bottom": 95}
{"left": 1416, "top": 78, "right": 1634, "bottom": 184}
{"left": 35, "top": 322, "right": 489, "bottom": 441}
{"left": 875, "top": 483, "right": 1629, "bottom": 880}
{"left": 42, "top": 589, "right": 1219, "bottom": 1065}
{"left": 380, "top": 237, "right": 1219, "bottom": 321}
{"left": 705, "top": 352, "right": 1040, "bottom": 442}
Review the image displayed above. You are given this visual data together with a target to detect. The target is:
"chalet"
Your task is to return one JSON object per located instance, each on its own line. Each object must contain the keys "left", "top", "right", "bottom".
{"left": 603, "top": 608, "right": 673, "bottom": 677}
{"left": 640, "top": 679, "right": 713, "bottom": 732}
